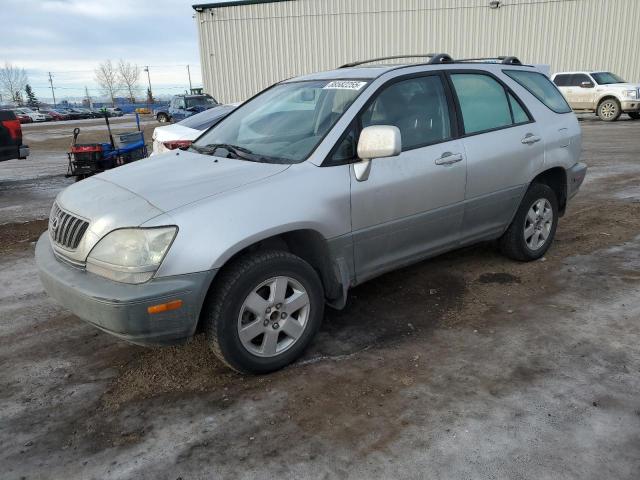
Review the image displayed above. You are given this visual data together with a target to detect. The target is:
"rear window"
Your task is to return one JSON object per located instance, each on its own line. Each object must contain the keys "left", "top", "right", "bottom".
{"left": 0, "top": 110, "right": 17, "bottom": 121}
{"left": 504, "top": 70, "right": 572, "bottom": 114}
{"left": 178, "top": 105, "right": 234, "bottom": 130}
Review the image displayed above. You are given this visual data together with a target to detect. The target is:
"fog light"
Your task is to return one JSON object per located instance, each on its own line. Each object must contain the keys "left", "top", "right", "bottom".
{"left": 148, "top": 299, "right": 183, "bottom": 314}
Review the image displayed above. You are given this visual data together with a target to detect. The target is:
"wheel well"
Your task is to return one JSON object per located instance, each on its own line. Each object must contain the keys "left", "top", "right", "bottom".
{"left": 197, "top": 230, "right": 344, "bottom": 332}
{"left": 597, "top": 95, "right": 620, "bottom": 107}
{"left": 533, "top": 167, "right": 567, "bottom": 215}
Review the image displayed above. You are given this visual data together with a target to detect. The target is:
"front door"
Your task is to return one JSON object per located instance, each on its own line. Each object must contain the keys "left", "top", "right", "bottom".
{"left": 349, "top": 74, "right": 467, "bottom": 282}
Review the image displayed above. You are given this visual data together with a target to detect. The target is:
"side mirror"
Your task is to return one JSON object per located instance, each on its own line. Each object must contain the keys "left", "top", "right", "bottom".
{"left": 354, "top": 125, "right": 401, "bottom": 181}
{"left": 580, "top": 81, "right": 594, "bottom": 88}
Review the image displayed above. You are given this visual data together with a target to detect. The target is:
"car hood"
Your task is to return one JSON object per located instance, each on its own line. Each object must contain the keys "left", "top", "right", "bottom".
{"left": 603, "top": 83, "right": 640, "bottom": 90}
{"left": 88, "top": 150, "right": 290, "bottom": 212}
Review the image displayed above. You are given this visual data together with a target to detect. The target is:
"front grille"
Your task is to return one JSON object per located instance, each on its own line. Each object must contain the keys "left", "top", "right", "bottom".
{"left": 49, "top": 203, "right": 89, "bottom": 250}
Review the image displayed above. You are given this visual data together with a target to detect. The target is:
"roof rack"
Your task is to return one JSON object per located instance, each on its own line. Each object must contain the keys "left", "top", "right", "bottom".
{"left": 456, "top": 56, "right": 523, "bottom": 65}
{"left": 339, "top": 53, "right": 453, "bottom": 68}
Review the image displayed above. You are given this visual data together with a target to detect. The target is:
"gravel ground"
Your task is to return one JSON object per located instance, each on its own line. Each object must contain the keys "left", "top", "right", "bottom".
{"left": 1, "top": 115, "right": 639, "bottom": 479}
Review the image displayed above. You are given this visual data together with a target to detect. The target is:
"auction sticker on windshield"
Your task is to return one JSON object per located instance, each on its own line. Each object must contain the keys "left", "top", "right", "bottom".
{"left": 323, "top": 81, "right": 367, "bottom": 90}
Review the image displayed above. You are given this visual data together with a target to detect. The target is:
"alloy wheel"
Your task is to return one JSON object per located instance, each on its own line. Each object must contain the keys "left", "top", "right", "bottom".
{"left": 237, "top": 276, "right": 310, "bottom": 357}
{"left": 524, "top": 198, "right": 553, "bottom": 251}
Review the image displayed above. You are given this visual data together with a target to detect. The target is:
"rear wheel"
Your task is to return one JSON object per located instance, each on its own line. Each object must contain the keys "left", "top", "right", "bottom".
{"left": 499, "top": 183, "right": 558, "bottom": 262}
{"left": 597, "top": 98, "right": 621, "bottom": 121}
{"left": 157, "top": 113, "right": 170, "bottom": 123}
{"left": 628, "top": 112, "right": 640, "bottom": 120}
{"left": 204, "top": 250, "right": 324, "bottom": 374}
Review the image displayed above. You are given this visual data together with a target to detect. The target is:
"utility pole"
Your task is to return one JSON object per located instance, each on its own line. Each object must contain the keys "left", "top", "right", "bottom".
{"left": 85, "top": 86, "right": 92, "bottom": 109}
{"left": 48, "top": 72, "right": 57, "bottom": 107}
{"left": 187, "top": 65, "right": 193, "bottom": 93}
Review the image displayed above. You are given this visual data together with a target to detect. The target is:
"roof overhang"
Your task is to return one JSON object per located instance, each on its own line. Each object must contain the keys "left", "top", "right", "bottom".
{"left": 193, "top": 0, "right": 293, "bottom": 11}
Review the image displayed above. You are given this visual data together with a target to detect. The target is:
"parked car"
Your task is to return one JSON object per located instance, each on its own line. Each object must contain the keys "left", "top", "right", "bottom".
{"left": 14, "top": 112, "right": 33, "bottom": 124}
{"left": 14, "top": 107, "right": 48, "bottom": 122}
{"left": 551, "top": 71, "right": 640, "bottom": 121}
{"left": 38, "top": 108, "right": 69, "bottom": 121}
{"left": 154, "top": 94, "right": 219, "bottom": 123}
{"left": 150, "top": 104, "right": 237, "bottom": 156}
{"left": 135, "top": 107, "right": 151, "bottom": 114}
{"left": 0, "top": 109, "right": 29, "bottom": 161}
{"left": 36, "top": 55, "right": 586, "bottom": 374}
{"left": 104, "top": 107, "right": 124, "bottom": 117}
{"left": 55, "top": 108, "right": 83, "bottom": 120}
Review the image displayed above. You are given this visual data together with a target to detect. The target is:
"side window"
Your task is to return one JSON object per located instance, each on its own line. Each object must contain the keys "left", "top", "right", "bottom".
{"left": 553, "top": 74, "right": 570, "bottom": 87}
{"left": 570, "top": 74, "right": 590, "bottom": 87}
{"left": 508, "top": 92, "right": 530, "bottom": 124}
{"left": 361, "top": 75, "right": 452, "bottom": 150}
{"left": 450, "top": 73, "right": 512, "bottom": 134}
{"left": 176, "top": 98, "right": 186, "bottom": 109}
{"left": 503, "top": 70, "right": 572, "bottom": 114}
{"left": 330, "top": 126, "right": 356, "bottom": 164}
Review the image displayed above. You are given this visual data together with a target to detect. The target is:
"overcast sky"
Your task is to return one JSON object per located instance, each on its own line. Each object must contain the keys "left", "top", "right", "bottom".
{"left": 2, "top": 0, "right": 204, "bottom": 100}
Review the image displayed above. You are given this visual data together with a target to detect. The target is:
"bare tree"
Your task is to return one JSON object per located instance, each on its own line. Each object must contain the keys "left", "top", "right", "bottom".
{"left": 95, "top": 60, "right": 122, "bottom": 106}
{"left": 0, "top": 62, "right": 28, "bottom": 105}
{"left": 118, "top": 59, "right": 140, "bottom": 103}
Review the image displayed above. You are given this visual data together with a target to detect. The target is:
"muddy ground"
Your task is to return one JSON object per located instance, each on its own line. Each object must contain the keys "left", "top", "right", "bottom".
{"left": 1, "top": 115, "right": 639, "bottom": 479}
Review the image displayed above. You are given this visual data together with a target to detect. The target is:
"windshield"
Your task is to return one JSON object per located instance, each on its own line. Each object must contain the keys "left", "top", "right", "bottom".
{"left": 185, "top": 96, "right": 218, "bottom": 108}
{"left": 592, "top": 72, "right": 625, "bottom": 85}
{"left": 191, "top": 79, "right": 368, "bottom": 163}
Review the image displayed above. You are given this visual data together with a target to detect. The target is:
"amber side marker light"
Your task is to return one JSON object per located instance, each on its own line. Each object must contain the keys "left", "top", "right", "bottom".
{"left": 148, "top": 299, "right": 183, "bottom": 314}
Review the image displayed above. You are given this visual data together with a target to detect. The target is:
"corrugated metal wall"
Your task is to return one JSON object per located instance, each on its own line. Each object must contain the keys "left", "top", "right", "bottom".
{"left": 195, "top": 0, "right": 640, "bottom": 103}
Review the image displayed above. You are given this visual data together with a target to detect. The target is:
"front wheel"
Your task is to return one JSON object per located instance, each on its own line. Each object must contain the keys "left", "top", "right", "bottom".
{"left": 499, "top": 183, "right": 558, "bottom": 261}
{"left": 597, "top": 98, "right": 621, "bottom": 121}
{"left": 204, "top": 250, "right": 324, "bottom": 374}
{"left": 156, "top": 113, "right": 170, "bottom": 123}
{"left": 628, "top": 112, "right": 640, "bottom": 120}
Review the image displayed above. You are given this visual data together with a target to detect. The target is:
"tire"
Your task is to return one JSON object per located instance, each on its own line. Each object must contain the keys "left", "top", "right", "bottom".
{"left": 597, "top": 98, "right": 621, "bottom": 122}
{"left": 157, "top": 113, "right": 170, "bottom": 123}
{"left": 499, "top": 182, "right": 559, "bottom": 262}
{"left": 203, "top": 250, "right": 325, "bottom": 374}
{"left": 628, "top": 112, "right": 640, "bottom": 120}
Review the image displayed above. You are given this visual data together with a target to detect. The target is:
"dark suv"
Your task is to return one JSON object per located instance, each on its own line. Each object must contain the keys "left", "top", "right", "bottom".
{"left": 154, "top": 94, "right": 218, "bottom": 123}
{"left": 0, "top": 110, "right": 29, "bottom": 162}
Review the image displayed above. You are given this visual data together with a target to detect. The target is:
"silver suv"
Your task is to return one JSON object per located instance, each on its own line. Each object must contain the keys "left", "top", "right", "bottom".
{"left": 551, "top": 71, "right": 640, "bottom": 121}
{"left": 36, "top": 54, "right": 587, "bottom": 373}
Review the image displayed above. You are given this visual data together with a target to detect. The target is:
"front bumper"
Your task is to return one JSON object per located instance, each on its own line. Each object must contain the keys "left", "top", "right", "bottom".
{"left": 35, "top": 233, "right": 216, "bottom": 346}
{"left": 621, "top": 100, "right": 640, "bottom": 112}
{"left": 567, "top": 162, "right": 588, "bottom": 199}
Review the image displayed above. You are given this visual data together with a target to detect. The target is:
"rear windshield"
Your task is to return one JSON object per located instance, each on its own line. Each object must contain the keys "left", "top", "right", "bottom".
{"left": 178, "top": 105, "right": 235, "bottom": 130}
{"left": 504, "top": 70, "right": 572, "bottom": 114}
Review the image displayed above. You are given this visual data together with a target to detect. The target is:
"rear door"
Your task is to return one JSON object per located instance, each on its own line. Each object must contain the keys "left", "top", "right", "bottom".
{"left": 447, "top": 71, "right": 545, "bottom": 243}
{"left": 552, "top": 74, "right": 574, "bottom": 108}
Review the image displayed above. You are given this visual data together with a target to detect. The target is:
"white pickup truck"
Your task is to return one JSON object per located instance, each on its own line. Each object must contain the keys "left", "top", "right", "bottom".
{"left": 551, "top": 71, "right": 640, "bottom": 122}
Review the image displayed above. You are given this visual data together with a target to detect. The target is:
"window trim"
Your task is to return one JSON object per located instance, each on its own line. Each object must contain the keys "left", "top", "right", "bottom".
{"left": 503, "top": 69, "right": 572, "bottom": 114}
{"left": 444, "top": 69, "right": 535, "bottom": 138}
{"left": 322, "top": 71, "right": 461, "bottom": 167}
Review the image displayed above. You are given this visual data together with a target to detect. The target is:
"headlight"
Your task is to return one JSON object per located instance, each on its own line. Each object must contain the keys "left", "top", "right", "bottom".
{"left": 622, "top": 89, "right": 638, "bottom": 99}
{"left": 86, "top": 227, "right": 177, "bottom": 284}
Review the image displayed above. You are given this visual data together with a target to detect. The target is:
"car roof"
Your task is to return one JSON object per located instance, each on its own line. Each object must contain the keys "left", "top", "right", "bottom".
{"left": 286, "top": 62, "right": 535, "bottom": 83}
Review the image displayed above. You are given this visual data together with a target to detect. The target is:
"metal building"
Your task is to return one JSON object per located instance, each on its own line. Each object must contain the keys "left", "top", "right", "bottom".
{"left": 193, "top": 0, "right": 640, "bottom": 103}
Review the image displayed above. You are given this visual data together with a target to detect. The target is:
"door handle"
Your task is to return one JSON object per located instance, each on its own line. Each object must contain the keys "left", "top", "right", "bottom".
{"left": 521, "top": 134, "right": 541, "bottom": 145}
{"left": 435, "top": 152, "right": 463, "bottom": 166}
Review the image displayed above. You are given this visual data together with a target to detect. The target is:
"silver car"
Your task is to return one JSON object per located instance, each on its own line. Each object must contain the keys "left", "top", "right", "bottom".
{"left": 36, "top": 54, "right": 587, "bottom": 373}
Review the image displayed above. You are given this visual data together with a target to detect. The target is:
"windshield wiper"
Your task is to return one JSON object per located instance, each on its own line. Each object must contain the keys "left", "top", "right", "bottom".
{"left": 192, "top": 143, "right": 276, "bottom": 163}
